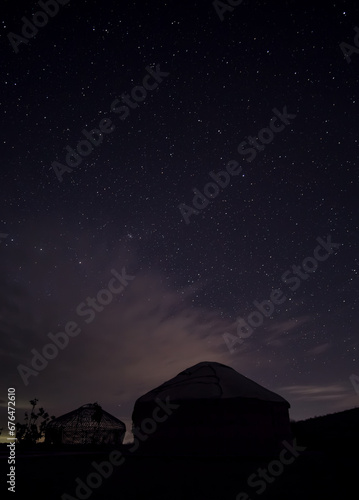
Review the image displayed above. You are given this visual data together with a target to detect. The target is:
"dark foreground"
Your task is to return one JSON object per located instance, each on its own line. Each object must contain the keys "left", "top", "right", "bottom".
{"left": 1, "top": 439, "right": 357, "bottom": 500}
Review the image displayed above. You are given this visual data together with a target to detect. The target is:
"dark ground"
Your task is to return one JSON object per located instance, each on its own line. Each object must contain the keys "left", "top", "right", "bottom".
{"left": 1, "top": 440, "right": 357, "bottom": 500}
{"left": 2, "top": 408, "right": 358, "bottom": 499}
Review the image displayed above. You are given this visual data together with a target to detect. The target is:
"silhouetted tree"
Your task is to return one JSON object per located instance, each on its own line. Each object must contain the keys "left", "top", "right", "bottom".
{"left": 16, "top": 398, "right": 55, "bottom": 444}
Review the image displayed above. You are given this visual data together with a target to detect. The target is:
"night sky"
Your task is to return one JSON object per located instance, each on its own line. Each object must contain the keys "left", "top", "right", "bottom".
{"left": 1, "top": 0, "right": 359, "bottom": 442}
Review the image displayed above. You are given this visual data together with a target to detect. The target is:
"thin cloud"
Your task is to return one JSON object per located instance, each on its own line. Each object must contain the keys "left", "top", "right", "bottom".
{"left": 306, "top": 343, "right": 331, "bottom": 355}
{"left": 265, "top": 316, "right": 312, "bottom": 346}
{"left": 280, "top": 383, "right": 349, "bottom": 401}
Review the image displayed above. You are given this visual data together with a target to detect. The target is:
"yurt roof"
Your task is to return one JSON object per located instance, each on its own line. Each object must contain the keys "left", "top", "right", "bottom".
{"left": 135, "top": 362, "right": 289, "bottom": 406}
{"left": 47, "top": 403, "right": 126, "bottom": 429}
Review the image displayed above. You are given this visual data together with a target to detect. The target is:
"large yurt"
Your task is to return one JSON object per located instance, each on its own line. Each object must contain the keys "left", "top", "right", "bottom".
{"left": 45, "top": 403, "right": 126, "bottom": 446}
{"left": 132, "top": 361, "right": 292, "bottom": 456}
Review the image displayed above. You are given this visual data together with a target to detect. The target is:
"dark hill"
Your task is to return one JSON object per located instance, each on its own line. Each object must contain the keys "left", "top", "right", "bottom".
{"left": 292, "top": 406, "right": 359, "bottom": 452}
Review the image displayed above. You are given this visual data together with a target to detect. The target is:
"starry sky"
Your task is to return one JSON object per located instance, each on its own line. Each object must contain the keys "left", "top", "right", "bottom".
{"left": 1, "top": 0, "right": 359, "bottom": 442}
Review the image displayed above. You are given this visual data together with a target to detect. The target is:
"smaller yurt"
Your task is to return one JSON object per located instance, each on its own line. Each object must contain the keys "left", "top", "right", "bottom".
{"left": 45, "top": 403, "right": 126, "bottom": 446}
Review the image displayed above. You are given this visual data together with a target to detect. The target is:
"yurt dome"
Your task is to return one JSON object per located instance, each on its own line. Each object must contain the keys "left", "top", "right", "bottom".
{"left": 45, "top": 403, "right": 126, "bottom": 445}
{"left": 132, "top": 361, "right": 292, "bottom": 456}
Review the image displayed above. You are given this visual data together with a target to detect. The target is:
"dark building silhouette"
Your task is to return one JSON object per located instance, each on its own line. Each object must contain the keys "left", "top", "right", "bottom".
{"left": 132, "top": 361, "right": 292, "bottom": 456}
{"left": 45, "top": 403, "right": 125, "bottom": 445}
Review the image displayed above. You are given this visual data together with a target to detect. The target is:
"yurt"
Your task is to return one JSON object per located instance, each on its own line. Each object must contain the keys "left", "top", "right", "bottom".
{"left": 132, "top": 361, "right": 292, "bottom": 456}
{"left": 45, "top": 403, "right": 126, "bottom": 446}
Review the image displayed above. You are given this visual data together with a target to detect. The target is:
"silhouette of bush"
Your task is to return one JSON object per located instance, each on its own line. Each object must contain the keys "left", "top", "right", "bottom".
{"left": 16, "top": 398, "right": 55, "bottom": 445}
